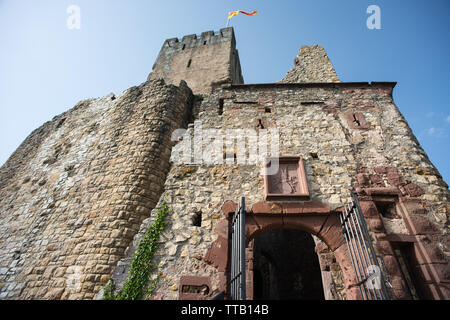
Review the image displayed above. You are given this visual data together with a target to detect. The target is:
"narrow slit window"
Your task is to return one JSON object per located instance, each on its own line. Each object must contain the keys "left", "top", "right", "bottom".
{"left": 347, "top": 112, "right": 368, "bottom": 129}
{"left": 182, "top": 44, "right": 186, "bottom": 50}
{"left": 187, "top": 59, "right": 192, "bottom": 68}
{"left": 256, "top": 119, "right": 265, "bottom": 129}
{"left": 218, "top": 98, "right": 224, "bottom": 115}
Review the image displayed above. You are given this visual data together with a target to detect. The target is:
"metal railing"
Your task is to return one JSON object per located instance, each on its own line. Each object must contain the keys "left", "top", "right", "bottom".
{"left": 339, "top": 192, "right": 391, "bottom": 300}
{"left": 230, "top": 197, "right": 246, "bottom": 300}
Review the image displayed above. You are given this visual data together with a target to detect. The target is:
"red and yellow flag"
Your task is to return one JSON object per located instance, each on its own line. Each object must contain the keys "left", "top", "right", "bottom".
{"left": 228, "top": 10, "right": 258, "bottom": 20}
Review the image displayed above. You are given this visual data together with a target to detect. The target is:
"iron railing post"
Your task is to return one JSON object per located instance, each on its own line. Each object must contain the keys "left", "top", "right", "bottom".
{"left": 230, "top": 197, "right": 246, "bottom": 300}
{"left": 240, "top": 197, "right": 246, "bottom": 300}
{"left": 340, "top": 192, "right": 391, "bottom": 300}
{"left": 352, "top": 192, "right": 391, "bottom": 300}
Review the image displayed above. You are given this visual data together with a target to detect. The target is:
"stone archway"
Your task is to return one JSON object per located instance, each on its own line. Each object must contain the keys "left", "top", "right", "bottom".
{"left": 205, "top": 200, "right": 362, "bottom": 300}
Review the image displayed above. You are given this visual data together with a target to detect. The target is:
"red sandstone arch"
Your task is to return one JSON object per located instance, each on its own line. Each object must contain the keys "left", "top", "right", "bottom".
{"left": 205, "top": 200, "right": 361, "bottom": 300}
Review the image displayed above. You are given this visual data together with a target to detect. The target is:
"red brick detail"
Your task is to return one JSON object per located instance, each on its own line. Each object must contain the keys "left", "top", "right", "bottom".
{"left": 251, "top": 201, "right": 283, "bottom": 214}
{"left": 408, "top": 215, "right": 439, "bottom": 235}
{"left": 359, "top": 201, "right": 379, "bottom": 218}
{"left": 415, "top": 263, "right": 450, "bottom": 285}
{"left": 357, "top": 167, "right": 369, "bottom": 174}
{"left": 366, "top": 217, "right": 385, "bottom": 233}
{"left": 221, "top": 200, "right": 238, "bottom": 217}
{"left": 374, "top": 167, "right": 388, "bottom": 175}
{"left": 250, "top": 200, "right": 330, "bottom": 215}
{"left": 376, "top": 240, "right": 394, "bottom": 255}
{"left": 282, "top": 215, "right": 328, "bottom": 237}
{"left": 381, "top": 234, "right": 416, "bottom": 243}
{"left": 303, "top": 200, "right": 331, "bottom": 214}
{"left": 414, "top": 236, "right": 447, "bottom": 264}
{"left": 430, "top": 264, "right": 450, "bottom": 282}
{"left": 333, "top": 244, "right": 361, "bottom": 300}
{"left": 316, "top": 214, "right": 346, "bottom": 251}
{"left": 204, "top": 236, "right": 228, "bottom": 272}
{"left": 246, "top": 213, "right": 330, "bottom": 243}
{"left": 245, "top": 215, "right": 283, "bottom": 242}
{"left": 412, "top": 263, "right": 450, "bottom": 299}
{"left": 369, "top": 174, "right": 383, "bottom": 185}
{"left": 386, "top": 167, "right": 399, "bottom": 174}
{"left": 357, "top": 173, "right": 370, "bottom": 186}
{"left": 404, "top": 183, "right": 425, "bottom": 197}
{"left": 386, "top": 171, "right": 405, "bottom": 187}
{"left": 213, "top": 218, "right": 228, "bottom": 239}
{"left": 399, "top": 198, "right": 426, "bottom": 215}
{"left": 179, "top": 276, "right": 212, "bottom": 300}
{"left": 383, "top": 255, "right": 403, "bottom": 278}
{"left": 204, "top": 219, "right": 229, "bottom": 272}
{"left": 364, "top": 187, "right": 400, "bottom": 196}
{"left": 282, "top": 202, "right": 304, "bottom": 214}
{"left": 389, "top": 275, "right": 412, "bottom": 300}
{"left": 218, "top": 272, "right": 227, "bottom": 296}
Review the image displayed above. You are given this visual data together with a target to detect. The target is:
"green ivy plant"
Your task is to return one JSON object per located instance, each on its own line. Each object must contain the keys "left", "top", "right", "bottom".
{"left": 103, "top": 200, "right": 170, "bottom": 300}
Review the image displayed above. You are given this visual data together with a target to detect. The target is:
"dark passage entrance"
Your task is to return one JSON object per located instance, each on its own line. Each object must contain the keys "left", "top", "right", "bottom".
{"left": 253, "top": 229, "right": 325, "bottom": 300}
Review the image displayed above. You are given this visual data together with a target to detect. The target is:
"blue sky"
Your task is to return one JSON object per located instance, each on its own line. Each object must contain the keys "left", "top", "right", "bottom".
{"left": 1, "top": 0, "right": 449, "bottom": 185}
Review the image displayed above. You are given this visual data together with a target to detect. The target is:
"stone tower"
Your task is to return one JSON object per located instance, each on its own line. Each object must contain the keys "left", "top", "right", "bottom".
{"left": 0, "top": 27, "right": 448, "bottom": 301}
{"left": 0, "top": 80, "right": 194, "bottom": 299}
{"left": 148, "top": 27, "right": 243, "bottom": 94}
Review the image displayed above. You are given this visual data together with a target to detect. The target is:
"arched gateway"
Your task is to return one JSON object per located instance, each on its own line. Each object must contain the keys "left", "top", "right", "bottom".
{"left": 205, "top": 199, "right": 366, "bottom": 300}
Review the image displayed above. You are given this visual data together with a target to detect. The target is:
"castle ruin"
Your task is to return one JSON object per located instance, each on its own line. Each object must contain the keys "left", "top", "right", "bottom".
{"left": 0, "top": 27, "right": 448, "bottom": 300}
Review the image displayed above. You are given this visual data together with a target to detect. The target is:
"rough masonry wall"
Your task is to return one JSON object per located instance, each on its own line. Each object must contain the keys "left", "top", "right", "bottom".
{"left": 281, "top": 45, "right": 340, "bottom": 83}
{"left": 0, "top": 79, "right": 193, "bottom": 299}
{"left": 148, "top": 28, "right": 244, "bottom": 95}
{"left": 111, "top": 81, "right": 449, "bottom": 300}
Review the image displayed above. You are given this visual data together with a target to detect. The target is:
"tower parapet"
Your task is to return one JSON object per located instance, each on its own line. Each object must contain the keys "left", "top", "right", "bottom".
{"left": 164, "top": 28, "right": 236, "bottom": 50}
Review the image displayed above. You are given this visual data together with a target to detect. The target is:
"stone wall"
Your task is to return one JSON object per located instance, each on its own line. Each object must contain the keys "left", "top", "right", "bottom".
{"left": 0, "top": 79, "right": 193, "bottom": 299}
{"left": 148, "top": 27, "right": 244, "bottom": 95}
{"left": 110, "top": 81, "right": 448, "bottom": 300}
{"left": 281, "top": 45, "right": 340, "bottom": 83}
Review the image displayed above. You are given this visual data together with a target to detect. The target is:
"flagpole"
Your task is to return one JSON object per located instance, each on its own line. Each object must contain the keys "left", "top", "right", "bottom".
{"left": 226, "top": 18, "right": 229, "bottom": 27}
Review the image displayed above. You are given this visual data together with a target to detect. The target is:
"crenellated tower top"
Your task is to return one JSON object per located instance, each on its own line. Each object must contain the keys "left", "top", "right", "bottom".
{"left": 148, "top": 27, "right": 243, "bottom": 94}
